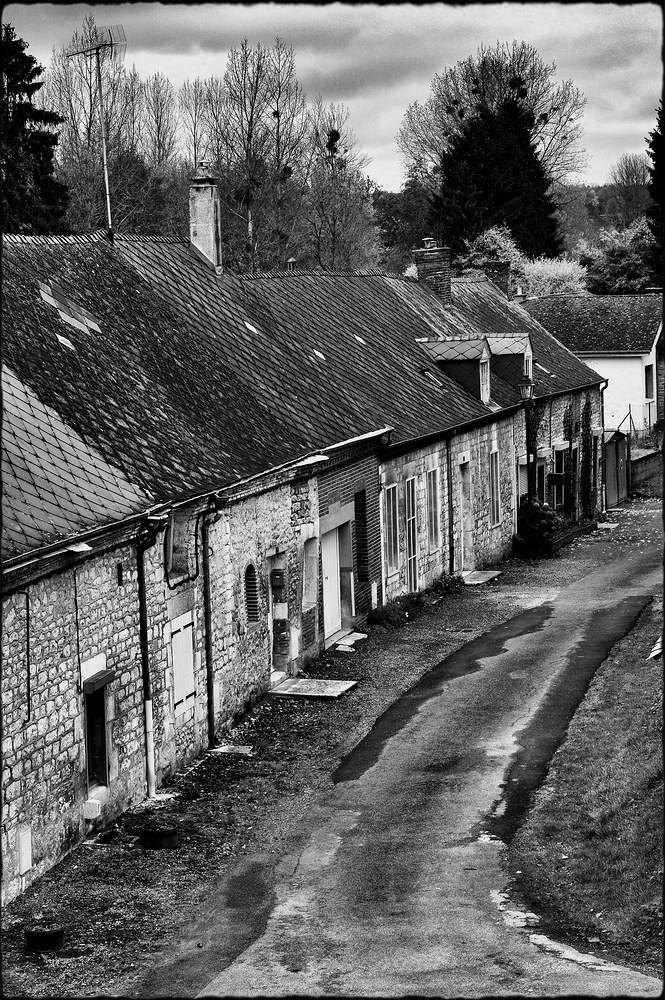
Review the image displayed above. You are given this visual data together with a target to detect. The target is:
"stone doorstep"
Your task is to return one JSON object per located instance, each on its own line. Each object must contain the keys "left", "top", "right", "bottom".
{"left": 461, "top": 570, "right": 503, "bottom": 586}
{"left": 269, "top": 678, "right": 358, "bottom": 699}
{"left": 324, "top": 627, "right": 352, "bottom": 650}
{"left": 596, "top": 521, "right": 620, "bottom": 530}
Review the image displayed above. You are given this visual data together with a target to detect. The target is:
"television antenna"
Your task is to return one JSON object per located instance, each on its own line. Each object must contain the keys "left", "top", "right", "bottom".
{"left": 67, "top": 25, "right": 127, "bottom": 233}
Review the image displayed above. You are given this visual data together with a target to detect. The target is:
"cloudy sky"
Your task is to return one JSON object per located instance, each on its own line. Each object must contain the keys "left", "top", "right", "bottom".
{"left": 5, "top": 2, "right": 662, "bottom": 190}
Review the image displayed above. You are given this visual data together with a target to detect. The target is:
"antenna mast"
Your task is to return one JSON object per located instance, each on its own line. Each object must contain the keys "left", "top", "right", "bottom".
{"left": 67, "top": 25, "right": 127, "bottom": 233}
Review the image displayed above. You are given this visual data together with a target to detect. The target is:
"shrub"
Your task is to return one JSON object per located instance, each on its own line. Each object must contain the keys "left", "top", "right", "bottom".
{"left": 513, "top": 498, "right": 564, "bottom": 557}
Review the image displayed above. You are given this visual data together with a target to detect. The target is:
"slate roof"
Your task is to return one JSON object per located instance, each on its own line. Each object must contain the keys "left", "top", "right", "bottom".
{"left": 2, "top": 366, "right": 151, "bottom": 561}
{"left": 521, "top": 293, "right": 663, "bottom": 354}
{"left": 2, "top": 233, "right": 604, "bottom": 562}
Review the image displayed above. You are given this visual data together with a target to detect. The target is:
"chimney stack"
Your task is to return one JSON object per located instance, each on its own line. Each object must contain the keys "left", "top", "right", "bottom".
{"left": 483, "top": 261, "right": 511, "bottom": 298}
{"left": 412, "top": 238, "right": 451, "bottom": 304}
{"left": 189, "top": 161, "right": 222, "bottom": 272}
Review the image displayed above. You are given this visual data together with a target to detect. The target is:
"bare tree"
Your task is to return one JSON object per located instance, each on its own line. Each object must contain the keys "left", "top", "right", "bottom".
{"left": 607, "top": 152, "right": 652, "bottom": 228}
{"left": 179, "top": 77, "right": 207, "bottom": 167}
{"left": 141, "top": 71, "right": 179, "bottom": 167}
{"left": 397, "top": 40, "right": 586, "bottom": 187}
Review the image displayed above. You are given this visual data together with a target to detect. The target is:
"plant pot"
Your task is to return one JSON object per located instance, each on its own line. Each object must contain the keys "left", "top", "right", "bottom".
{"left": 139, "top": 824, "right": 180, "bottom": 850}
{"left": 24, "top": 923, "right": 65, "bottom": 952}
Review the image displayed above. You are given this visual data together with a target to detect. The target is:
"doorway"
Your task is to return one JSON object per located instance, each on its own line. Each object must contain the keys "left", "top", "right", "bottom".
{"left": 459, "top": 461, "right": 474, "bottom": 571}
{"left": 321, "top": 527, "right": 342, "bottom": 638}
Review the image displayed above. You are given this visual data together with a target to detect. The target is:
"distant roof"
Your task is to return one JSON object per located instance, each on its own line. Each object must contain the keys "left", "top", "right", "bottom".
{"left": 521, "top": 293, "right": 663, "bottom": 354}
{"left": 2, "top": 366, "right": 151, "bottom": 561}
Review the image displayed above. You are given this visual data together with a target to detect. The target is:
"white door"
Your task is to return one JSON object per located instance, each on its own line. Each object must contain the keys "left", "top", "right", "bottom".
{"left": 321, "top": 528, "right": 341, "bottom": 637}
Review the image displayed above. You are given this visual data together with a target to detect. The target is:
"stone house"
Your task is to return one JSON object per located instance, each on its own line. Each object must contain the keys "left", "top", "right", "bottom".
{"left": 522, "top": 292, "right": 663, "bottom": 433}
{"left": 1, "top": 168, "right": 604, "bottom": 903}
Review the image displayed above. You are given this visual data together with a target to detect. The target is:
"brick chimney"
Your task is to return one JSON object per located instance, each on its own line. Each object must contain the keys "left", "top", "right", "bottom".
{"left": 189, "top": 161, "right": 222, "bottom": 272}
{"left": 483, "top": 261, "right": 511, "bottom": 298}
{"left": 412, "top": 238, "right": 451, "bottom": 304}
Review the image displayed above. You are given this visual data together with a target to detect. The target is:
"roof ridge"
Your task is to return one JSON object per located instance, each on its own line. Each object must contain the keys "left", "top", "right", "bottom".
{"left": 2, "top": 231, "right": 108, "bottom": 246}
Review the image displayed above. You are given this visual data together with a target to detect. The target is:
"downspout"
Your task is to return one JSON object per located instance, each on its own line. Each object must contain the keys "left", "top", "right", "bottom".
{"left": 201, "top": 513, "right": 217, "bottom": 748}
{"left": 137, "top": 528, "right": 160, "bottom": 798}
{"left": 445, "top": 436, "right": 455, "bottom": 575}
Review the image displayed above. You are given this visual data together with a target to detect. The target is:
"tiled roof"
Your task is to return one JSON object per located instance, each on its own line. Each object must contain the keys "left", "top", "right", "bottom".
{"left": 419, "top": 338, "right": 489, "bottom": 362}
{"left": 2, "top": 366, "right": 151, "bottom": 561}
{"left": 2, "top": 233, "right": 604, "bottom": 561}
{"left": 521, "top": 293, "right": 663, "bottom": 354}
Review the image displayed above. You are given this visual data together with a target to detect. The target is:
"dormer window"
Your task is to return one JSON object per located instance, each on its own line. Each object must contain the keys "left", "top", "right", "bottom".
{"left": 480, "top": 359, "right": 490, "bottom": 403}
{"left": 524, "top": 355, "right": 532, "bottom": 379}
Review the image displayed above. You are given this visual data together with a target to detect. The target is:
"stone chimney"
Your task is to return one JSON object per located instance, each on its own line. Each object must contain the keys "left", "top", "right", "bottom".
{"left": 189, "top": 161, "right": 222, "bottom": 271}
{"left": 483, "top": 261, "right": 511, "bottom": 298}
{"left": 412, "top": 238, "right": 451, "bottom": 304}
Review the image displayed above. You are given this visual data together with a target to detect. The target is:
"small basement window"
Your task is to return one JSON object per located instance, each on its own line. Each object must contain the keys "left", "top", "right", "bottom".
{"left": 245, "top": 564, "right": 259, "bottom": 623}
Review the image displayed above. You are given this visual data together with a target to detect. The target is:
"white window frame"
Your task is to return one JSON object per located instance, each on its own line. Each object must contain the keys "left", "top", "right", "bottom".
{"left": 480, "top": 360, "right": 490, "bottom": 403}
{"left": 384, "top": 484, "right": 399, "bottom": 575}
{"left": 489, "top": 447, "right": 501, "bottom": 526}
{"left": 524, "top": 355, "right": 532, "bottom": 379}
{"left": 171, "top": 611, "right": 196, "bottom": 716}
{"left": 426, "top": 467, "right": 441, "bottom": 552}
{"left": 405, "top": 476, "right": 418, "bottom": 591}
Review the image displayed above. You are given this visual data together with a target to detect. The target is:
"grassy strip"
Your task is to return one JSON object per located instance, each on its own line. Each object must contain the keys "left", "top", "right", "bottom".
{"left": 509, "top": 598, "right": 663, "bottom": 974}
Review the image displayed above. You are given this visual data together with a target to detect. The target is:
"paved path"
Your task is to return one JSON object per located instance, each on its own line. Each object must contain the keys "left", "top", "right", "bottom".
{"left": 198, "top": 531, "right": 662, "bottom": 996}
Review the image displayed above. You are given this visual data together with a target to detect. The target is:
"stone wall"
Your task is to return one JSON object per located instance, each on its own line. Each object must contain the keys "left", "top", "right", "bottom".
{"left": 381, "top": 440, "right": 450, "bottom": 601}
{"left": 448, "top": 416, "right": 516, "bottom": 574}
{"left": 1, "top": 544, "right": 147, "bottom": 904}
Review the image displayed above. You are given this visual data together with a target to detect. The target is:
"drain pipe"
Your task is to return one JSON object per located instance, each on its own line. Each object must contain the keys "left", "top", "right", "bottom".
{"left": 445, "top": 436, "right": 455, "bottom": 575}
{"left": 201, "top": 512, "right": 218, "bottom": 748}
{"left": 137, "top": 525, "right": 162, "bottom": 798}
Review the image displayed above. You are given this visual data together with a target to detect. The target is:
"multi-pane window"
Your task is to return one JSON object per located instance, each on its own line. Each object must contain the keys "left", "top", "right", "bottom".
{"left": 553, "top": 449, "right": 565, "bottom": 508}
{"left": 384, "top": 484, "right": 399, "bottom": 574}
{"left": 426, "top": 468, "right": 440, "bottom": 551}
{"left": 405, "top": 477, "right": 418, "bottom": 591}
{"left": 489, "top": 448, "right": 500, "bottom": 525}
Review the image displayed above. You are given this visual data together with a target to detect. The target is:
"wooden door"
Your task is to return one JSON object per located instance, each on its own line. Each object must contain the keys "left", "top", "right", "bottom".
{"left": 321, "top": 528, "right": 341, "bottom": 637}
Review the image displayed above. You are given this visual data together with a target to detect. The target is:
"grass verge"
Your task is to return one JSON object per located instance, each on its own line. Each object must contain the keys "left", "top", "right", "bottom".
{"left": 509, "top": 597, "right": 663, "bottom": 975}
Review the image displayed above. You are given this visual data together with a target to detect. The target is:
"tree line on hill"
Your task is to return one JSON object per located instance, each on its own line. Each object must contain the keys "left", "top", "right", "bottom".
{"left": 1, "top": 22, "right": 662, "bottom": 292}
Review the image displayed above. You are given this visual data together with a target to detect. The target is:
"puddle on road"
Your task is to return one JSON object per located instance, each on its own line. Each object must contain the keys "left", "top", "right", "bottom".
{"left": 333, "top": 603, "right": 554, "bottom": 784}
{"left": 484, "top": 594, "right": 651, "bottom": 845}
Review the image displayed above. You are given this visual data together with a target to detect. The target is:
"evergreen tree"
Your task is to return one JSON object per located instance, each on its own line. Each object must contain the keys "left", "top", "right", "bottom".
{"left": 646, "top": 102, "right": 664, "bottom": 283}
{"left": 1, "top": 23, "right": 68, "bottom": 233}
{"left": 429, "top": 96, "right": 562, "bottom": 259}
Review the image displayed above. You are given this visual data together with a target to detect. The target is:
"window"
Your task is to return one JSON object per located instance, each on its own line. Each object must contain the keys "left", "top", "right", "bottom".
{"left": 489, "top": 449, "right": 500, "bottom": 525}
{"left": 167, "top": 511, "right": 190, "bottom": 576}
{"left": 426, "top": 468, "right": 440, "bottom": 551}
{"left": 354, "top": 490, "right": 369, "bottom": 582}
{"left": 302, "top": 539, "right": 318, "bottom": 608}
{"left": 244, "top": 564, "right": 259, "bottom": 623}
{"left": 171, "top": 612, "right": 195, "bottom": 715}
{"left": 405, "top": 477, "right": 418, "bottom": 591}
{"left": 524, "top": 355, "right": 532, "bottom": 379}
{"left": 480, "top": 360, "right": 490, "bottom": 403}
{"left": 384, "top": 484, "right": 399, "bottom": 575}
{"left": 645, "top": 364, "right": 654, "bottom": 400}
{"left": 85, "top": 687, "right": 108, "bottom": 787}
{"left": 553, "top": 449, "right": 565, "bottom": 509}
{"left": 536, "top": 461, "right": 546, "bottom": 504}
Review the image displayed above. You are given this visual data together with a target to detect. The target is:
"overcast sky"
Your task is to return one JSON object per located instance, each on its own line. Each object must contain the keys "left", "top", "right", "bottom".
{"left": 4, "top": 2, "right": 662, "bottom": 190}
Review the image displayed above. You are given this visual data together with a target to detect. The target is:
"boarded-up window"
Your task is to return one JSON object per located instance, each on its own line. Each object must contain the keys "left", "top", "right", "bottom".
{"left": 302, "top": 539, "right": 318, "bottom": 608}
{"left": 171, "top": 612, "right": 195, "bottom": 715}
{"left": 245, "top": 564, "right": 259, "bottom": 622}
{"left": 426, "top": 468, "right": 440, "bottom": 552}
{"left": 490, "top": 449, "right": 500, "bottom": 525}
{"left": 354, "top": 489, "right": 369, "bottom": 582}
{"left": 167, "top": 512, "right": 190, "bottom": 576}
{"left": 384, "top": 484, "right": 399, "bottom": 574}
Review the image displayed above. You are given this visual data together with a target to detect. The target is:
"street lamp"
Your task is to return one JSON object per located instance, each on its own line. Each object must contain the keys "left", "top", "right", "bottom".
{"left": 518, "top": 375, "right": 535, "bottom": 502}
